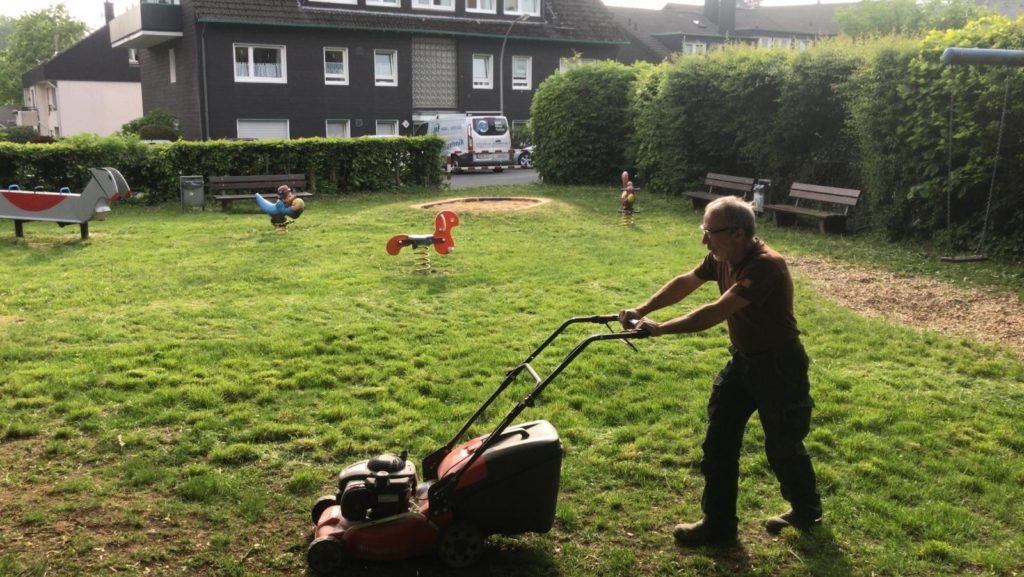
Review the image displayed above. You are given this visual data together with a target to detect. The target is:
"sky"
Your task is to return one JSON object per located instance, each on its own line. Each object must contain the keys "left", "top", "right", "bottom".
{"left": 0, "top": 0, "right": 859, "bottom": 32}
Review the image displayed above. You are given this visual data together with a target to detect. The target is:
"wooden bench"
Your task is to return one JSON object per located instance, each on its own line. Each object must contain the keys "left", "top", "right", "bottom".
{"left": 682, "top": 173, "right": 755, "bottom": 210}
{"left": 764, "top": 182, "right": 862, "bottom": 234}
{"left": 208, "top": 174, "right": 311, "bottom": 212}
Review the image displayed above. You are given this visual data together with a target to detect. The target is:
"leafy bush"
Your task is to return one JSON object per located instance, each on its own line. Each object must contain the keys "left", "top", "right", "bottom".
{"left": 0, "top": 126, "right": 37, "bottom": 143}
{"left": 531, "top": 60, "right": 640, "bottom": 185}
{"left": 0, "top": 135, "right": 445, "bottom": 203}
{"left": 121, "top": 110, "right": 179, "bottom": 138}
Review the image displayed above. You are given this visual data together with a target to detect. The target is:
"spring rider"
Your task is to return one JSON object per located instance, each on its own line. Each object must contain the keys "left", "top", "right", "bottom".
{"left": 256, "top": 185, "right": 305, "bottom": 229}
{"left": 386, "top": 210, "right": 459, "bottom": 272}
{"left": 618, "top": 171, "right": 638, "bottom": 225}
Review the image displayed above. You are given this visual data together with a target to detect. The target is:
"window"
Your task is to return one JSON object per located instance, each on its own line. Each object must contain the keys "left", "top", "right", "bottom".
{"left": 466, "top": 0, "right": 495, "bottom": 13}
{"left": 366, "top": 0, "right": 399, "bottom": 6}
{"left": 324, "top": 48, "right": 348, "bottom": 84}
{"left": 413, "top": 0, "right": 454, "bottom": 10}
{"left": 374, "top": 49, "right": 397, "bottom": 86}
{"left": 511, "top": 55, "right": 531, "bottom": 90}
{"left": 169, "top": 48, "right": 176, "bottom": 83}
{"left": 682, "top": 42, "right": 706, "bottom": 56}
{"left": 315, "top": 0, "right": 356, "bottom": 3}
{"left": 326, "top": 119, "right": 350, "bottom": 138}
{"left": 234, "top": 44, "right": 286, "bottom": 83}
{"left": 376, "top": 120, "right": 399, "bottom": 136}
{"left": 473, "top": 54, "right": 493, "bottom": 89}
{"left": 504, "top": 0, "right": 539, "bottom": 16}
{"left": 237, "top": 119, "right": 290, "bottom": 140}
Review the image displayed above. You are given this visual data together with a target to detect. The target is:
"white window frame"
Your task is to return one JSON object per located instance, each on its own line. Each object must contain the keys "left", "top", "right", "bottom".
{"left": 511, "top": 55, "right": 531, "bottom": 90}
{"left": 466, "top": 0, "right": 496, "bottom": 14}
{"left": 682, "top": 42, "right": 706, "bottom": 56}
{"left": 376, "top": 120, "right": 399, "bottom": 136}
{"left": 473, "top": 54, "right": 493, "bottom": 89}
{"left": 236, "top": 119, "right": 290, "bottom": 140}
{"left": 324, "top": 47, "right": 349, "bottom": 85}
{"left": 374, "top": 49, "right": 398, "bottom": 87}
{"left": 314, "top": 0, "right": 356, "bottom": 3}
{"left": 326, "top": 119, "right": 350, "bottom": 138}
{"left": 504, "top": 0, "right": 540, "bottom": 16}
{"left": 413, "top": 0, "right": 455, "bottom": 11}
{"left": 233, "top": 43, "right": 287, "bottom": 84}
{"left": 169, "top": 48, "right": 176, "bottom": 83}
{"left": 366, "top": 0, "right": 400, "bottom": 6}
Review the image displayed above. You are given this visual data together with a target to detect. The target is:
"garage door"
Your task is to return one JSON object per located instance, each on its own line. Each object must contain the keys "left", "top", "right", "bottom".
{"left": 237, "top": 119, "right": 289, "bottom": 140}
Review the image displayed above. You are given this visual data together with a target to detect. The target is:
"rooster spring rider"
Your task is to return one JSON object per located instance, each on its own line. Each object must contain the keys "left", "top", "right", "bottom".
{"left": 255, "top": 184, "right": 305, "bottom": 228}
{"left": 386, "top": 210, "right": 459, "bottom": 272}
{"left": 619, "top": 170, "right": 638, "bottom": 225}
{"left": 0, "top": 167, "right": 132, "bottom": 239}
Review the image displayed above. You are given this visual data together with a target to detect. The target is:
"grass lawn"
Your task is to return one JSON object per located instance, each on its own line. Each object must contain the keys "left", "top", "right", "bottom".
{"left": 1, "top": 185, "right": 1022, "bottom": 577}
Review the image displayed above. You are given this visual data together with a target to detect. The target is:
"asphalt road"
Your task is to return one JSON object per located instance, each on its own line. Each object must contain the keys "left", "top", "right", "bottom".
{"left": 447, "top": 167, "right": 540, "bottom": 190}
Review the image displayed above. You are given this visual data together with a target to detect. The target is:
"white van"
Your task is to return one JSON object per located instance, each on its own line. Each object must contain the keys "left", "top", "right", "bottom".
{"left": 416, "top": 114, "right": 513, "bottom": 173}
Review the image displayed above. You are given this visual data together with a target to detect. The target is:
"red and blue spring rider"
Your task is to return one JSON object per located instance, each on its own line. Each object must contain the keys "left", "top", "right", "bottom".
{"left": 386, "top": 210, "right": 459, "bottom": 272}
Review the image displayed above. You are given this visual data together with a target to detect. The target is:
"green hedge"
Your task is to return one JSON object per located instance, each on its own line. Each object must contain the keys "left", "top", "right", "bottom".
{"left": 531, "top": 15, "right": 1023, "bottom": 257}
{"left": 530, "top": 60, "right": 640, "bottom": 185}
{"left": 0, "top": 135, "right": 445, "bottom": 203}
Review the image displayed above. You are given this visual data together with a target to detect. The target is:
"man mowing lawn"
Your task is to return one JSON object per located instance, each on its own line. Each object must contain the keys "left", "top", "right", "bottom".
{"left": 619, "top": 195, "right": 822, "bottom": 546}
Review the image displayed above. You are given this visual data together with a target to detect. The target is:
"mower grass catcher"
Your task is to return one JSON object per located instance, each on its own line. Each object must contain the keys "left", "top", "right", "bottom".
{"left": 307, "top": 315, "right": 647, "bottom": 574}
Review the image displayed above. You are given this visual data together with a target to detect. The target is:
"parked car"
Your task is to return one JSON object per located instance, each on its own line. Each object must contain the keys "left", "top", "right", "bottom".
{"left": 514, "top": 145, "right": 534, "bottom": 168}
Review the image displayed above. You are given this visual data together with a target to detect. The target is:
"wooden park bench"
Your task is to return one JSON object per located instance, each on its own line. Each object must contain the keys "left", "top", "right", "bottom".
{"left": 682, "top": 173, "right": 756, "bottom": 210}
{"left": 764, "top": 182, "right": 862, "bottom": 234}
{"left": 209, "top": 174, "right": 311, "bottom": 212}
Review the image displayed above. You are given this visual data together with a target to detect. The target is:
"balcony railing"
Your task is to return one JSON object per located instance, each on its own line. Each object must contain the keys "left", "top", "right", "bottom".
{"left": 109, "top": 2, "right": 183, "bottom": 49}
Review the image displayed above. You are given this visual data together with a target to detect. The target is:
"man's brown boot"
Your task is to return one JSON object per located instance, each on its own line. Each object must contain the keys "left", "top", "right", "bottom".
{"left": 764, "top": 509, "right": 822, "bottom": 535}
{"left": 673, "top": 518, "right": 738, "bottom": 546}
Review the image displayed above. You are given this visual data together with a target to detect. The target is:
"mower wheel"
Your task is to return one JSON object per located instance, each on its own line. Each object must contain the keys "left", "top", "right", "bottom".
{"left": 307, "top": 535, "right": 345, "bottom": 576}
{"left": 311, "top": 495, "right": 338, "bottom": 525}
{"left": 437, "top": 522, "right": 483, "bottom": 568}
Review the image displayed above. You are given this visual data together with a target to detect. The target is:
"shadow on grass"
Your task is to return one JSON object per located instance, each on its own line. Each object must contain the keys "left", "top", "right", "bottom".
{"left": 301, "top": 535, "right": 558, "bottom": 577}
{"left": 793, "top": 526, "right": 854, "bottom": 576}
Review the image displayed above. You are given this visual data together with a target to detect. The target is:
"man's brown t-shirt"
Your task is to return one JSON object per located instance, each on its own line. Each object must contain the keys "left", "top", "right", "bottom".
{"left": 693, "top": 240, "right": 799, "bottom": 355}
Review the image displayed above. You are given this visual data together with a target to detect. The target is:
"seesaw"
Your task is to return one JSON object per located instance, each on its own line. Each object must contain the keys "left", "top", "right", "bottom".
{"left": 1, "top": 167, "right": 132, "bottom": 239}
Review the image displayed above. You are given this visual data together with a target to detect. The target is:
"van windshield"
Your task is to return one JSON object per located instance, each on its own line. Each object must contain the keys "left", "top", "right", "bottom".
{"left": 472, "top": 117, "right": 508, "bottom": 136}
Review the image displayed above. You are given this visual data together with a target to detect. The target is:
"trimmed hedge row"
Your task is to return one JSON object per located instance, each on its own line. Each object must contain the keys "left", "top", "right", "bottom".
{"left": 531, "top": 15, "right": 1024, "bottom": 257}
{"left": 0, "top": 135, "right": 445, "bottom": 203}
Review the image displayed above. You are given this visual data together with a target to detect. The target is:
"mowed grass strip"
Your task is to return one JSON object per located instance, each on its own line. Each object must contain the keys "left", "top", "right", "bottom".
{"left": 0, "top": 185, "right": 1021, "bottom": 577}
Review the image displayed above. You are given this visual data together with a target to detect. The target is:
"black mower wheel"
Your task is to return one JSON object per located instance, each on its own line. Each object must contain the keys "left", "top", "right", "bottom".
{"left": 307, "top": 535, "right": 346, "bottom": 576}
{"left": 311, "top": 495, "right": 338, "bottom": 525}
{"left": 437, "top": 522, "right": 484, "bottom": 569}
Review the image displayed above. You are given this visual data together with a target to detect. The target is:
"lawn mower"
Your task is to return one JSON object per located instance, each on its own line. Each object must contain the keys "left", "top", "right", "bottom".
{"left": 307, "top": 314, "right": 647, "bottom": 574}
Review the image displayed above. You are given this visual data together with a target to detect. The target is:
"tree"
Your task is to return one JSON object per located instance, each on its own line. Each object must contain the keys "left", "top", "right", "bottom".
{"left": 121, "top": 110, "right": 181, "bottom": 140}
{"left": 0, "top": 5, "right": 88, "bottom": 105}
{"left": 836, "top": 0, "right": 991, "bottom": 37}
{"left": 0, "top": 16, "right": 15, "bottom": 51}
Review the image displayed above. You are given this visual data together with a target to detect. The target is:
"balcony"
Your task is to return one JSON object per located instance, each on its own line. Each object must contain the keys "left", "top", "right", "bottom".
{"left": 109, "top": 1, "right": 183, "bottom": 49}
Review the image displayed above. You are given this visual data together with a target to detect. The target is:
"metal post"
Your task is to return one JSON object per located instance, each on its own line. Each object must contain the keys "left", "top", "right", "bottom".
{"left": 499, "top": 14, "right": 530, "bottom": 116}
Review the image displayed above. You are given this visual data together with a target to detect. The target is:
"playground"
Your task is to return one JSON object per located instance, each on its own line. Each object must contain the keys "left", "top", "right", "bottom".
{"left": 0, "top": 186, "right": 1021, "bottom": 577}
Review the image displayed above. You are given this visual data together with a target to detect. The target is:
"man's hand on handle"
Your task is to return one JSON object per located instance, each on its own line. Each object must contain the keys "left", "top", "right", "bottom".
{"left": 618, "top": 308, "right": 663, "bottom": 336}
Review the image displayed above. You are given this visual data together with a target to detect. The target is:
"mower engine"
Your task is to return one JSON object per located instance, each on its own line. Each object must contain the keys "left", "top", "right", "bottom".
{"left": 338, "top": 452, "right": 417, "bottom": 522}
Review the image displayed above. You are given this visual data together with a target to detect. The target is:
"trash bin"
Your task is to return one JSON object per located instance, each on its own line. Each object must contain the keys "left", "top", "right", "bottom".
{"left": 180, "top": 175, "right": 205, "bottom": 210}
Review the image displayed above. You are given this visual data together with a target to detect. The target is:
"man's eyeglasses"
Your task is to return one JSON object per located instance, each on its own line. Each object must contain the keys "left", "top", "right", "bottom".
{"left": 700, "top": 225, "right": 736, "bottom": 237}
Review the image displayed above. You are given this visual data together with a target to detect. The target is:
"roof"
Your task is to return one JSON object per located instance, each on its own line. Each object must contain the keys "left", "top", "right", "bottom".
{"left": 190, "top": 0, "right": 627, "bottom": 44}
{"left": 609, "top": 1, "right": 856, "bottom": 56}
{"left": 735, "top": 3, "right": 851, "bottom": 36}
{"left": 22, "top": 24, "right": 140, "bottom": 85}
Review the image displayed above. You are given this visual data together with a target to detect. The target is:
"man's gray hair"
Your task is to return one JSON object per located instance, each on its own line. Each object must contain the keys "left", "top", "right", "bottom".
{"left": 706, "top": 196, "right": 756, "bottom": 237}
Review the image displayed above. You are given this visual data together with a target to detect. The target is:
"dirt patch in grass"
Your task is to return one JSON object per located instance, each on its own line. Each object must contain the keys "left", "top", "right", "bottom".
{"left": 414, "top": 196, "right": 550, "bottom": 213}
{"left": 790, "top": 255, "right": 1024, "bottom": 356}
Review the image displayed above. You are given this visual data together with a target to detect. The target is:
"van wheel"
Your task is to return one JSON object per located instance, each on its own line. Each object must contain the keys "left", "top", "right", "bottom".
{"left": 450, "top": 158, "right": 463, "bottom": 174}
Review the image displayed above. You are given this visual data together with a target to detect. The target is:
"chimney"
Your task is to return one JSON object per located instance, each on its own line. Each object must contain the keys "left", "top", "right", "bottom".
{"left": 718, "top": 0, "right": 736, "bottom": 35}
{"left": 104, "top": 2, "right": 115, "bottom": 23}
{"left": 704, "top": 0, "right": 720, "bottom": 22}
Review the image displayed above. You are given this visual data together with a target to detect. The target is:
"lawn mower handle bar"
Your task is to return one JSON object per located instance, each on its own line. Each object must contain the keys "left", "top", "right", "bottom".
{"left": 423, "top": 316, "right": 646, "bottom": 493}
